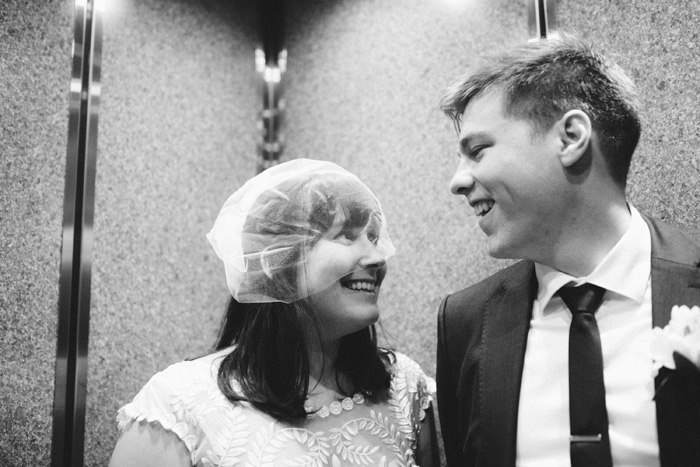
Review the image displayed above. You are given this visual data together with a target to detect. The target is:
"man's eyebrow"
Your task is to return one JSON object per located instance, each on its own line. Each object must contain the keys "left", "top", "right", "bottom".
{"left": 459, "top": 131, "right": 489, "bottom": 153}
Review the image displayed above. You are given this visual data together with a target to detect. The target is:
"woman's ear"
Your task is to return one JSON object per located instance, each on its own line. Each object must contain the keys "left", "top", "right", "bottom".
{"left": 556, "top": 109, "right": 592, "bottom": 167}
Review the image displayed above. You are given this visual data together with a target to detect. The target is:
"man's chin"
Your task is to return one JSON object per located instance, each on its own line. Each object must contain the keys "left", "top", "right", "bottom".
{"left": 487, "top": 238, "right": 517, "bottom": 260}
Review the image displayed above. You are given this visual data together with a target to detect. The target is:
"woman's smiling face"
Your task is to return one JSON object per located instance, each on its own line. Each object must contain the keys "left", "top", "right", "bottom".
{"left": 299, "top": 212, "right": 388, "bottom": 342}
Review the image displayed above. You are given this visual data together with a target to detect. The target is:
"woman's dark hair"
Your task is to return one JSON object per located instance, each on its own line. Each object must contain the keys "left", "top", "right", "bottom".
{"left": 214, "top": 299, "right": 393, "bottom": 422}
{"left": 213, "top": 172, "right": 394, "bottom": 422}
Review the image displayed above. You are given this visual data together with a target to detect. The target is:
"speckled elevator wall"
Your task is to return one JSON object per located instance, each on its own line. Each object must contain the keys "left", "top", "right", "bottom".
{"left": 85, "top": 0, "right": 259, "bottom": 465}
{"left": 1, "top": 0, "right": 698, "bottom": 466}
{"left": 1, "top": 1, "right": 71, "bottom": 464}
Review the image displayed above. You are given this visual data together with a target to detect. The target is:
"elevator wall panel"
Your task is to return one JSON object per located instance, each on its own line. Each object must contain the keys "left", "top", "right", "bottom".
{"left": 84, "top": 1, "right": 258, "bottom": 464}
{"left": 0, "top": 2, "right": 72, "bottom": 465}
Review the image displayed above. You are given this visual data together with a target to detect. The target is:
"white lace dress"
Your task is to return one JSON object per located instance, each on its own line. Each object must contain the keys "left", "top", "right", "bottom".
{"left": 116, "top": 348, "right": 435, "bottom": 467}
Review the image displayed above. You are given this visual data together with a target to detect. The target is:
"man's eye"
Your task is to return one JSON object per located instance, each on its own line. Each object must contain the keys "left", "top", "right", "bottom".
{"left": 470, "top": 146, "right": 486, "bottom": 160}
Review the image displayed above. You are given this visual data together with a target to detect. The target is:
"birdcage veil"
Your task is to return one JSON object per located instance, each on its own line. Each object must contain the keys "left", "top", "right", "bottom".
{"left": 207, "top": 158, "right": 395, "bottom": 303}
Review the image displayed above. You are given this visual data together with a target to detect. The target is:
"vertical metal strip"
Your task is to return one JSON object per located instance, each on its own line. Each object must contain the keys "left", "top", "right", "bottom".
{"left": 538, "top": 0, "right": 548, "bottom": 38}
{"left": 256, "top": 0, "right": 286, "bottom": 173}
{"left": 256, "top": 49, "right": 286, "bottom": 174}
{"left": 51, "top": 0, "right": 102, "bottom": 465}
{"left": 527, "top": 0, "right": 558, "bottom": 41}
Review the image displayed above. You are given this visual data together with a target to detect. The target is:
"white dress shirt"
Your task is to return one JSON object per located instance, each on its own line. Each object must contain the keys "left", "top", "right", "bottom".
{"left": 516, "top": 206, "right": 660, "bottom": 467}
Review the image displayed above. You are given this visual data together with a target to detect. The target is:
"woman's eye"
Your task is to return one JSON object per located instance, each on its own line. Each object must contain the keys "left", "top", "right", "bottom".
{"left": 335, "top": 229, "right": 358, "bottom": 242}
{"left": 334, "top": 225, "right": 379, "bottom": 245}
{"left": 366, "top": 231, "right": 379, "bottom": 245}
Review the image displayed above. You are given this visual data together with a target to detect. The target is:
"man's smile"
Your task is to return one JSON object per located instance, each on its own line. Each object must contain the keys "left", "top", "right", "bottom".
{"left": 472, "top": 199, "right": 494, "bottom": 217}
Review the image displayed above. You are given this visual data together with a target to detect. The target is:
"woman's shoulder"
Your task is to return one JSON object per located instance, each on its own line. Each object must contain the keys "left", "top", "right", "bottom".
{"left": 390, "top": 351, "right": 431, "bottom": 380}
{"left": 385, "top": 351, "right": 436, "bottom": 428}
{"left": 116, "top": 348, "right": 235, "bottom": 432}
{"left": 115, "top": 347, "right": 272, "bottom": 464}
{"left": 390, "top": 351, "right": 423, "bottom": 373}
{"left": 150, "top": 347, "right": 232, "bottom": 387}
{"left": 389, "top": 351, "right": 436, "bottom": 394}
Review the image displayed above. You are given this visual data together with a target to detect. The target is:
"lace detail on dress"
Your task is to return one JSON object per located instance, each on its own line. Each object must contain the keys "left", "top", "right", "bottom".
{"left": 116, "top": 349, "right": 435, "bottom": 466}
{"left": 116, "top": 404, "right": 196, "bottom": 449}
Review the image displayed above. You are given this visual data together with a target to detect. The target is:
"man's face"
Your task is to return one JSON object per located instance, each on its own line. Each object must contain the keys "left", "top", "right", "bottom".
{"left": 449, "top": 89, "right": 571, "bottom": 261}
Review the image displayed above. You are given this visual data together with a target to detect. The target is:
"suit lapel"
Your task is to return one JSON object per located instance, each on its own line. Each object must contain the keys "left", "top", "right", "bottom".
{"left": 480, "top": 261, "right": 537, "bottom": 466}
{"left": 647, "top": 215, "right": 700, "bottom": 328}
{"left": 645, "top": 216, "right": 700, "bottom": 467}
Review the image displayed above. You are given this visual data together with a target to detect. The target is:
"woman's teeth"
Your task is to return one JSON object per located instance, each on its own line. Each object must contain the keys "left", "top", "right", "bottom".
{"left": 344, "top": 281, "right": 376, "bottom": 292}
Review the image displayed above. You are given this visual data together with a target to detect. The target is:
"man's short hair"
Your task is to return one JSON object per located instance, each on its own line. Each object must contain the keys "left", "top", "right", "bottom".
{"left": 440, "top": 33, "right": 641, "bottom": 185}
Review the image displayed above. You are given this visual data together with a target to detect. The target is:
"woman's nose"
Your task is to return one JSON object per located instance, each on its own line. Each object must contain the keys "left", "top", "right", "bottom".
{"left": 358, "top": 238, "right": 387, "bottom": 269}
{"left": 449, "top": 159, "right": 475, "bottom": 195}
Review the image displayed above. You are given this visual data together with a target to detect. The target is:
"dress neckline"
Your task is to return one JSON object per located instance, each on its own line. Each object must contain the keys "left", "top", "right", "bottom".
{"left": 304, "top": 393, "right": 365, "bottom": 419}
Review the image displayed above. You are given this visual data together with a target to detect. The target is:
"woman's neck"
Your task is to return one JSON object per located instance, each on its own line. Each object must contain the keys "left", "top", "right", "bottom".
{"left": 306, "top": 337, "right": 351, "bottom": 405}
{"left": 307, "top": 338, "right": 339, "bottom": 384}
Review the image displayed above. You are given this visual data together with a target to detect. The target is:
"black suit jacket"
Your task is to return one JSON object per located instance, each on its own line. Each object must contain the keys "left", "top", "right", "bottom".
{"left": 436, "top": 216, "right": 700, "bottom": 467}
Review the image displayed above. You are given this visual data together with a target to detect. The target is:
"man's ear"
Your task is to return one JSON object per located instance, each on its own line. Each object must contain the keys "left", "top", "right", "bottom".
{"left": 556, "top": 110, "right": 592, "bottom": 167}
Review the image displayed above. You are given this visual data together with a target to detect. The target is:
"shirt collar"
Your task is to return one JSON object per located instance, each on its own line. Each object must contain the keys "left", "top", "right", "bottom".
{"left": 534, "top": 205, "right": 651, "bottom": 315}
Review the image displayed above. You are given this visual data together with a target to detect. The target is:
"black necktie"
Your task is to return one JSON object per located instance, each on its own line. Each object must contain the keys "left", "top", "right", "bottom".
{"left": 559, "top": 283, "right": 613, "bottom": 467}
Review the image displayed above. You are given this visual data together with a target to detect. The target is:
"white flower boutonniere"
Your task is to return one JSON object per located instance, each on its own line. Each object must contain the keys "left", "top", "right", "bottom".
{"left": 650, "top": 305, "right": 700, "bottom": 377}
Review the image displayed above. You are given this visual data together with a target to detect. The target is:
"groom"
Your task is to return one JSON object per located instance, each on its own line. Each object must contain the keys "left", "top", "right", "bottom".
{"left": 436, "top": 33, "right": 700, "bottom": 467}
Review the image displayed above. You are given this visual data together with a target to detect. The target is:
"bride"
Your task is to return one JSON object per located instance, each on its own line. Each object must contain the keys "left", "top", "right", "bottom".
{"left": 109, "top": 158, "right": 438, "bottom": 467}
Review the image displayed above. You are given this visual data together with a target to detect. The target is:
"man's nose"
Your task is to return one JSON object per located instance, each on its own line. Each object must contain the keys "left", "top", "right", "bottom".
{"left": 449, "top": 158, "right": 475, "bottom": 195}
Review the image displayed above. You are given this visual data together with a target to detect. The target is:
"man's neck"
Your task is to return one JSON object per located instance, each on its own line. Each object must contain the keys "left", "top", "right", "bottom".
{"left": 542, "top": 201, "right": 632, "bottom": 277}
